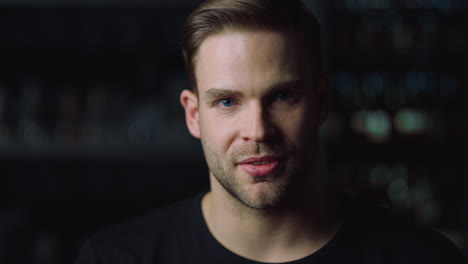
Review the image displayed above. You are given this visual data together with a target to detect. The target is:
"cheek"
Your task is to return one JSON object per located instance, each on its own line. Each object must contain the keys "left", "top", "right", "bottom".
{"left": 274, "top": 107, "right": 310, "bottom": 139}
{"left": 199, "top": 112, "right": 238, "bottom": 153}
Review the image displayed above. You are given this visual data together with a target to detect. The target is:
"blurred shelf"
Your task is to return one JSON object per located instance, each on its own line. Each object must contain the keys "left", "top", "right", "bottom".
{"left": 0, "top": 0, "right": 200, "bottom": 6}
{"left": 326, "top": 141, "right": 463, "bottom": 161}
{"left": 0, "top": 143, "right": 202, "bottom": 159}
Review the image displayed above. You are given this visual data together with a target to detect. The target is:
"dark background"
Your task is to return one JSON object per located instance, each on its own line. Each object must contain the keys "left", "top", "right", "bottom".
{"left": 0, "top": 0, "right": 466, "bottom": 263}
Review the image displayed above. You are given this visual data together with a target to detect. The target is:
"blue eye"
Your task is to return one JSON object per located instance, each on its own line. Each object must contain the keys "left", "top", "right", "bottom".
{"left": 220, "top": 98, "right": 235, "bottom": 107}
{"left": 276, "top": 91, "right": 295, "bottom": 101}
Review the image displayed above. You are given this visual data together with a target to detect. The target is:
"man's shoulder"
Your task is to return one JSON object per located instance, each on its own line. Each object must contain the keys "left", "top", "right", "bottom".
{"left": 88, "top": 192, "right": 202, "bottom": 249}
{"left": 75, "top": 192, "right": 206, "bottom": 264}
{"left": 341, "top": 195, "right": 466, "bottom": 263}
{"left": 347, "top": 196, "right": 443, "bottom": 239}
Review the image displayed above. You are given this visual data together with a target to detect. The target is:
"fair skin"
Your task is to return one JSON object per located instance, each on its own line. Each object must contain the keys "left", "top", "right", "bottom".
{"left": 180, "top": 30, "right": 341, "bottom": 263}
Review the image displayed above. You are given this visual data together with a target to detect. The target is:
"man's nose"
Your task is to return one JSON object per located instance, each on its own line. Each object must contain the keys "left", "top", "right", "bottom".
{"left": 240, "top": 103, "right": 273, "bottom": 143}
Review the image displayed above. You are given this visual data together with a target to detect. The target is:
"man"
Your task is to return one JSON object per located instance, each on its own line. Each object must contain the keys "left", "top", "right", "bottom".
{"left": 76, "top": 0, "right": 466, "bottom": 263}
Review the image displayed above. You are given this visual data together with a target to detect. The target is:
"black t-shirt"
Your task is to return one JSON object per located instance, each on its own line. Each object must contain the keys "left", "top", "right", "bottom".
{"left": 75, "top": 192, "right": 466, "bottom": 264}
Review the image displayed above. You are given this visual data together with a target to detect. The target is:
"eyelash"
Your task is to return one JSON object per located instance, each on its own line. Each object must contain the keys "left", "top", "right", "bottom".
{"left": 213, "top": 90, "right": 299, "bottom": 110}
{"left": 214, "top": 98, "right": 238, "bottom": 109}
{"left": 275, "top": 90, "right": 298, "bottom": 102}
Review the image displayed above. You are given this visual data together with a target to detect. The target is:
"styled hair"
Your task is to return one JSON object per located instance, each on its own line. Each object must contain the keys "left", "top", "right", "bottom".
{"left": 182, "top": 0, "right": 323, "bottom": 93}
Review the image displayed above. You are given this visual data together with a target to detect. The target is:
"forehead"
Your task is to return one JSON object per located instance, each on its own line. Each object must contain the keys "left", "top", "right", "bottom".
{"left": 195, "top": 30, "right": 309, "bottom": 94}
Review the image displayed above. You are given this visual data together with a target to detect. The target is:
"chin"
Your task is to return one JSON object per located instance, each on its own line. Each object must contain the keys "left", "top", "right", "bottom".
{"left": 237, "top": 182, "right": 287, "bottom": 210}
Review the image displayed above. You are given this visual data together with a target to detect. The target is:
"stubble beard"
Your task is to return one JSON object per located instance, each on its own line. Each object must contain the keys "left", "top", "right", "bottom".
{"left": 201, "top": 138, "right": 301, "bottom": 210}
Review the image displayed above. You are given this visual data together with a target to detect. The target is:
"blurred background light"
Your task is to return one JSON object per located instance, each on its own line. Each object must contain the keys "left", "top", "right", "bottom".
{"left": 433, "top": 0, "right": 453, "bottom": 12}
{"left": 351, "top": 110, "right": 392, "bottom": 143}
{"left": 362, "top": 73, "right": 385, "bottom": 96}
{"left": 351, "top": 110, "right": 367, "bottom": 134}
{"left": 404, "top": 70, "right": 438, "bottom": 94}
{"left": 369, "top": 164, "right": 392, "bottom": 187}
{"left": 392, "top": 26, "right": 413, "bottom": 53}
{"left": 388, "top": 177, "right": 409, "bottom": 204}
{"left": 333, "top": 72, "right": 358, "bottom": 96}
{"left": 394, "top": 109, "right": 433, "bottom": 134}
{"left": 364, "top": 110, "right": 392, "bottom": 142}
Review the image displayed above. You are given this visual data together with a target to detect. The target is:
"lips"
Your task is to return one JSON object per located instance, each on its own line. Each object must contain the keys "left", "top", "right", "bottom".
{"left": 238, "top": 156, "right": 280, "bottom": 177}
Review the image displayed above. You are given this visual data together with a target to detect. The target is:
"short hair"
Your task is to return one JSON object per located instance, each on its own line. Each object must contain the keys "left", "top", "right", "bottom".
{"left": 182, "top": 0, "right": 323, "bottom": 94}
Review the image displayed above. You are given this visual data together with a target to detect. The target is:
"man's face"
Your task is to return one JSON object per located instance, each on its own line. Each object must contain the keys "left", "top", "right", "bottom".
{"left": 181, "top": 30, "right": 328, "bottom": 210}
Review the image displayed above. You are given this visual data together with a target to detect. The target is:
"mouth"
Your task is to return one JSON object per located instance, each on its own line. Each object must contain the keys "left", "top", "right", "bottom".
{"left": 238, "top": 156, "right": 281, "bottom": 177}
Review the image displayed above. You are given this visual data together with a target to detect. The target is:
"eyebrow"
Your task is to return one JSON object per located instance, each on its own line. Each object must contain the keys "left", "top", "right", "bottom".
{"left": 204, "top": 88, "right": 244, "bottom": 101}
{"left": 203, "top": 79, "right": 305, "bottom": 101}
{"left": 264, "top": 79, "right": 305, "bottom": 97}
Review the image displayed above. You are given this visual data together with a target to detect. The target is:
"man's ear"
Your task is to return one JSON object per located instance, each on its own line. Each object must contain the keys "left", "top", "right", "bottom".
{"left": 180, "top": 89, "right": 201, "bottom": 139}
{"left": 317, "top": 73, "right": 332, "bottom": 124}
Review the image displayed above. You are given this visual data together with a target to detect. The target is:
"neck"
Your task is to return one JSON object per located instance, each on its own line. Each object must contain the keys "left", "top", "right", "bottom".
{"left": 201, "top": 157, "right": 343, "bottom": 263}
